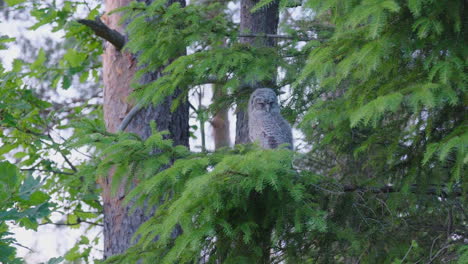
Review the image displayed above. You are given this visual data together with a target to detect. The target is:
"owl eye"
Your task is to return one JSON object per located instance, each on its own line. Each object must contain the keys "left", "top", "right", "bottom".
{"left": 256, "top": 102, "right": 265, "bottom": 110}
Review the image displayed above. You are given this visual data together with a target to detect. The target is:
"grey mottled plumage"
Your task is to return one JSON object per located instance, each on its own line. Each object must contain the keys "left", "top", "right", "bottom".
{"left": 248, "top": 88, "right": 293, "bottom": 149}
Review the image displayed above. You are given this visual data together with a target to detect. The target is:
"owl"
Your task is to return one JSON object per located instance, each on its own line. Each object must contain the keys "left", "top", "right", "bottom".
{"left": 248, "top": 88, "right": 293, "bottom": 149}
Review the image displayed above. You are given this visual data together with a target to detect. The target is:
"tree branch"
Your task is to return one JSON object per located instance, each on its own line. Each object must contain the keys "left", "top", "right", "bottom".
{"left": 117, "top": 76, "right": 225, "bottom": 132}
{"left": 118, "top": 102, "right": 144, "bottom": 132}
{"left": 341, "top": 184, "right": 464, "bottom": 197}
{"left": 39, "top": 219, "right": 103, "bottom": 227}
{"left": 77, "top": 16, "right": 125, "bottom": 50}
{"left": 239, "top": 33, "right": 323, "bottom": 42}
{"left": 20, "top": 168, "right": 74, "bottom": 175}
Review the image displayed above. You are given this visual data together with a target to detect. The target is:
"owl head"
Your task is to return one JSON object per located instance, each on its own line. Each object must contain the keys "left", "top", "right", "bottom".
{"left": 248, "top": 88, "right": 280, "bottom": 114}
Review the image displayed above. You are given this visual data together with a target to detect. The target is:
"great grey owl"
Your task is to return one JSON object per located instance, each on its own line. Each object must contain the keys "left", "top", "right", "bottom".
{"left": 248, "top": 88, "right": 293, "bottom": 149}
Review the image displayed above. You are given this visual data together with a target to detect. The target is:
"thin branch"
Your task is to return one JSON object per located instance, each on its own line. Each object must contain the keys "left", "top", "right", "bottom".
{"left": 239, "top": 33, "right": 323, "bottom": 42}
{"left": 52, "top": 131, "right": 94, "bottom": 159}
{"left": 77, "top": 16, "right": 125, "bottom": 50}
{"left": 429, "top": 235, "right": 441, "bottom": 259}
{"left": 20, "top": 168, "right": 74, "bottom": 175}
{"left": 10, "top": 127, "right": 78, "bottom": 173}
{"left": 44, "top": 132, "right": 78, "bottom": 173}
{"left": 310, "top": 182, "right": 464, "bottom": 197}
{"left": 39, "top": 219, "right": 103, "bottom": 227}
{"left": 341, "top": 184, "right": 463, "bottom": 197}
{"left": 115, "top": 74, "right": 247, "bottom": 133}
{"left": 400, "top": 242, "right": 414, "bottom": 263}
{"left": 12, "top": 242, "right": 33, "bottom": 252}
{"left": 428, "top": 243, "right": 450, "bottom": 264}
{"left": 118, "top": 102, "right": 144, "bottom": 132}
{"left": 59, "top": 151, "right": 78, "bottom": 172}
{"left": 118, "top": 77, "right": 221, "bottom": 133}
{"left": 310, "top": 183, "right": 344, "bottom": 195}
{"left": 188, "top": 102, "right": 198, "bottom": 112}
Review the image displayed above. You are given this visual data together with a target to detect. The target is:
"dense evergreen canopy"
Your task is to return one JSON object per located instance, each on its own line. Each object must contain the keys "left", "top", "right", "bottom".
{"left": 0, "top": 0, "right": 466, "bottom": 263}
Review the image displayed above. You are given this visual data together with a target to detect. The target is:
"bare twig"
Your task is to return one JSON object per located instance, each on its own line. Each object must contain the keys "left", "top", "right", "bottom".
{"left": 12, "top": 242, "right": 33, "bottom": 252}
{"left": 342, "top": 184, "right": 463, "bottom": 197}
{"left": 429, "top": 235, "right": 441, "bottom": 259}
{"left": 239, "top": 33, "right": 323, "bottom": 42}
{"left": 118, "top": 102, "right": 144, "bottom": 132}
{"left": 310, "top": 182, "right": 464, "bottom": 197}
{"left": 77, "top": 16, "right": 125, "bottom": 50}
{"left": 59, "top": 150, "right": 78, "bottom": 172}
{"left": 428, "top": 243, "right": 450, "bottom": 264}
{"left": 20, "top": 168, "right": 74, "bottom": 175}
{"left": 400, "top": 242, "right": 414, "bottom": 263}
{"left": 45, "top": 132, "right": 78, "bottom": 172}
{"left": 188, "top": 102, "right": 198, "bottom": 112}
{"left": 117, "top": 76, "right": 226, "bottom": 132}
{"left": 39, "top": 219, "right": 103, "bottom": 227}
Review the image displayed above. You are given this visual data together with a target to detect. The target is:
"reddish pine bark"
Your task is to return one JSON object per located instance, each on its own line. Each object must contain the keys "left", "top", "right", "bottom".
{"left": 101, "top": 0, "right": 188, "bottom": 258}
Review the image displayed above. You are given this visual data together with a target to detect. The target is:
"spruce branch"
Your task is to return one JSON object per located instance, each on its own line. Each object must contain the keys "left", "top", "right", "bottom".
{"left": 77, "top": 16, "right": 125, "bottom": 50}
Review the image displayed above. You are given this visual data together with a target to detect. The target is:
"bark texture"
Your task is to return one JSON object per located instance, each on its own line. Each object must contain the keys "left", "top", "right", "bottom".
{"left": 211, "top": 84, "right": 231, "bottom": 149}
{"left": 101, "top": 0, "right": 188, "bottom": 259}
{"left": 235, "top": 0, "right": 279, "bottom": 144}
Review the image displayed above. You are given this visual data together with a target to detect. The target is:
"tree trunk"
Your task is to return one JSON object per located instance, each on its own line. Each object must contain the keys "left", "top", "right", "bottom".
{"left": 101, "top": 0, "right": 188, "bottom": 259}
{"left": 211, "top": 85, "right": 231, "bottom": 150}
{"left": 235, "top": 0, "right": 279, "bottom": 144}
{"left": 233, "top": 1, "right": 279, "bottom": 262}
{"left": 197, "top": 0, "right": 231, "bottom": 150}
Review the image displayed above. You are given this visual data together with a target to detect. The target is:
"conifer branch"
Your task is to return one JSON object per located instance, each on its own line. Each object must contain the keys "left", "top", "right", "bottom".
{"left": 118, "top": 76, "right": 223, "bottom": 132}
{"left": 77, "top": 16, "right": 125, "bottom": 50}
{"left": 239, "top": 33, "right": 323, "bottom": 42}
{"left": 340, "top": 184, "right": 464, "bottom": 197}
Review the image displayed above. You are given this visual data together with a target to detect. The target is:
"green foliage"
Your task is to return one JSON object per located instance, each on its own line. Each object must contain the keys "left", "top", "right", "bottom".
{"left": 298, "top": 0, "right": 466, "bottom": 186}
{"left": 94, "top": 0, "right": 468, "bottom": 262}
{"left": 98, "top": 142, "right": 327, "bottom": 264}
{"left": 295, "top": 0, "right": 467, "bottom": 262}
{"left": 10, "top": 1, "right": 103, "bottom": 90}
{"left": 0, "top": 36, "right": 15, "bottom": 50}
{"left": 0, "top": 0, "right": 466, "bottom": 263}
{"left": 4, "top": 0, "right": 26, "bottom": 6}
{"left": 0, "top": 1, "right": 104, "bottom": 261}
{"left": 121, "top": 1, "right": 283, "bottom": 110}
{"left": 0, "top": 161, "right": 55, "bottom": 263}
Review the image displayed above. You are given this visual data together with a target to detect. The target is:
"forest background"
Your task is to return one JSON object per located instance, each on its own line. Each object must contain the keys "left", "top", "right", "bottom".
{"left": 0, "top": 0, "right": 466, "bottom": 263}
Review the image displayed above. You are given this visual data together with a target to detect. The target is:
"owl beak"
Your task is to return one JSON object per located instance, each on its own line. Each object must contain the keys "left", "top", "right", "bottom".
{"left": 265, "top": 104, "right": 270, "bottom": 112}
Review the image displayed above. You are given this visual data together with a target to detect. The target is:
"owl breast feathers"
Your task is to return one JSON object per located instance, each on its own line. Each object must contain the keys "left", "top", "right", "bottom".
{"left": 248, "top": 88, "right": 293, "bottom": 149}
